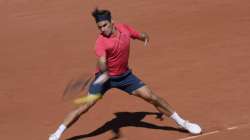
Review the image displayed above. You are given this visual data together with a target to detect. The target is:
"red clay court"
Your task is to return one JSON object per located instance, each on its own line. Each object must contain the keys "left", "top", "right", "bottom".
{"left": 1, "top": 0, "right": 250, "bottom": 140}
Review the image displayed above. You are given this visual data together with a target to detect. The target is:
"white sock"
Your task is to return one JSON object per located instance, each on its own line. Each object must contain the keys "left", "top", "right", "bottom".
{"left": 54, "top": 124, "right": 66, "bottom": 138}
{"left": 170, "top": 112, "right": 185, "bottom": 126}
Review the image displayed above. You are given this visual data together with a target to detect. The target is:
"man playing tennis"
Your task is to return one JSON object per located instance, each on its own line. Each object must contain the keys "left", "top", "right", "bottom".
{"left": 49, "top": 8, "right": 202, "bottom": 140}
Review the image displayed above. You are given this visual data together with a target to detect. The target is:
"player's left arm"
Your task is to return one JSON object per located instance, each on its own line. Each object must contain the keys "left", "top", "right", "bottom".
{"left": 137, "top": 32, "right": 150, "bottom": 47}
{"left": 124, "top": 24, "right": 150, "bottom": 47}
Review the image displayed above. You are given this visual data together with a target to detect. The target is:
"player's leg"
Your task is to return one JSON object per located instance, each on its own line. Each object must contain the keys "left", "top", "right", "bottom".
{"left": 49, "top": 73, "right": 110, "bottom": 140}
{"left": 132, "top": 85, "right": 202, "bottom": 135}
{"left": 113, "top": 71, "right": 175, "bottom": 118}
{"left": 63, "top": 94, "right": 102, "bottom": 127}
{"left": 49, "top": 93, "right": 102, "bottom": 140}
{"left": 132, "top": 86, "right": 174, "bottom": 116}
{"left": 114, "top": 71, "right": 175, "bottom": 117}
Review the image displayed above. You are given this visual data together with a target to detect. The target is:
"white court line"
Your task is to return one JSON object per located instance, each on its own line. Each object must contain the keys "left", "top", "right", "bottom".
{"left": 227, "top": 126, "right": 238, "bottom": 130}
{"left": 178, "top": 130, "right": 220, "bottom": 140}
{"left": 178, "top": 123, "right": 250, "bottom": 140}
{"left": 226, "top": 123, "right": 250, "bottom": 130}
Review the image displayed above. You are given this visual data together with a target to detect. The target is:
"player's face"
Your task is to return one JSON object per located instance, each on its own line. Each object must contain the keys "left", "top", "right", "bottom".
{"left": 97, "top": 20, "right": 113, "bottom": 37}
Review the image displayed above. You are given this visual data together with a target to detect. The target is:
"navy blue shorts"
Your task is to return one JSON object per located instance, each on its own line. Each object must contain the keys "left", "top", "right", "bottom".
{"left": 89, "top": 70, "right": 145, "bottom": 95}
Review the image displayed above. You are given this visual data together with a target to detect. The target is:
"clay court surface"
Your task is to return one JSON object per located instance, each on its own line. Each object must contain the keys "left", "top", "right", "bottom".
{"left": 1, "top": 0, "right": 250, "bottom": 139}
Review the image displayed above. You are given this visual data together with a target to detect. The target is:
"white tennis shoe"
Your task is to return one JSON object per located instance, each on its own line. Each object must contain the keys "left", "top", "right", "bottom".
{"left": 49, "top": 134, "right": 59, "bottom": 140}
{"left": 181, "top": 120, "right": 202, "bottom": 135}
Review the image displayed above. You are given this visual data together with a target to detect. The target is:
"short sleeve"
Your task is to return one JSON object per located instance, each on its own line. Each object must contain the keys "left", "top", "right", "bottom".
{"left": 123, "top": 24, "right": 141, "bottom": 39}
{"left": 95, "top": 38, "right": 106, "bottom": 58}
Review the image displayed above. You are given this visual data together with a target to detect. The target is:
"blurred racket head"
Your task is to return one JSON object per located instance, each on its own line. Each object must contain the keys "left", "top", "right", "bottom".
{"left": 62, "top": 74, "right": 94, "bottom": 101}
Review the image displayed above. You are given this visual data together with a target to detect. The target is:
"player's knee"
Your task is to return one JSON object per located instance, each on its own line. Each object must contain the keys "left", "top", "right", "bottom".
{"left": 72, "top": 95, "right": 101, "bottom": 117}
{"left": 71, "top": 107, "right": 85, "bottom": 118}
{"left": 150, "top": 95, "right": 158, "bottom": 103}
{"left": 147, "top": 94, "right": 161, "bottom": 105}
{"left": 134, "top": 88, "right": 161, "bottom": 104}
{"left": 139, "top": 93, "right": 155, "bottom": 103}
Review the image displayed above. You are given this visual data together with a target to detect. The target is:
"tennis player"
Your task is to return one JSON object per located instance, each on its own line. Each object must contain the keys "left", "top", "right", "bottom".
{"left": 49, "top": 8, "right": 202, "bottom": 140}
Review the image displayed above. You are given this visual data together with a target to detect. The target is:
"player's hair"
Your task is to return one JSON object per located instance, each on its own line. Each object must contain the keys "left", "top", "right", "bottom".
{"left": 92, "top": 8, "right": 112, "bottom": 23}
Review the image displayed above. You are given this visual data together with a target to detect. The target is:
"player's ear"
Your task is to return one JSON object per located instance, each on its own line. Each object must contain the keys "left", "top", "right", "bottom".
{"left": 111, "top": 20, "right": 115, "bottom": 25}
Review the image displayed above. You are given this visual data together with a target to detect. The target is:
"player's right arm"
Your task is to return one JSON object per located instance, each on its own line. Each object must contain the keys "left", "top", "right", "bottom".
{"left": 93, "top": 55, "right": 109, "bottom": 84}
{"left": 73, "top": 56, "right": 107, "bottom": 105}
